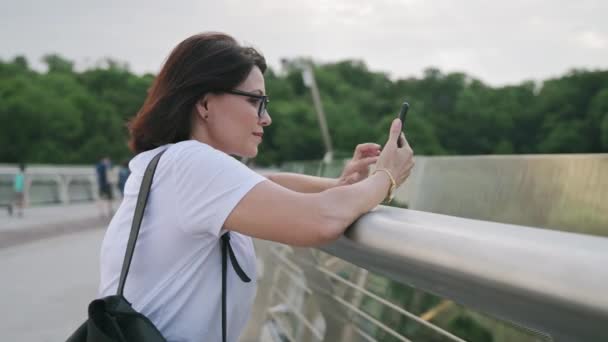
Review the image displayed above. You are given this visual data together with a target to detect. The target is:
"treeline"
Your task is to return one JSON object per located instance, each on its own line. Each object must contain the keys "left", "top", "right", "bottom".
{"left": 1, "top": 55, "right": 607, "bottom": 166}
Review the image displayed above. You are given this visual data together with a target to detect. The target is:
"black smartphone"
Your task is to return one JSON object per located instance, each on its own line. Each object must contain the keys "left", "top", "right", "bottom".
{"left": 397, "top": 101, "right": 409, "bottom": 147}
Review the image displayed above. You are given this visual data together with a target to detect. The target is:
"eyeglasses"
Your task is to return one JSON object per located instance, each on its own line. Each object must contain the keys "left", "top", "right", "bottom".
{"left": 225, "top": 89, "right": 270, "bottom": 118}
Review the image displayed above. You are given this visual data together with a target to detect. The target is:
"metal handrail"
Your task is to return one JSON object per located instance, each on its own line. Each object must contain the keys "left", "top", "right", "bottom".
{"left": 320, "top": 205, "right": 608, "bottom": 341}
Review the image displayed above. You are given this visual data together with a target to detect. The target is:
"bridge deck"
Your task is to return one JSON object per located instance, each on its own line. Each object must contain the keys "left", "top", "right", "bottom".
{"left": 0, "top": 204, "right": 260, "bottom": 341}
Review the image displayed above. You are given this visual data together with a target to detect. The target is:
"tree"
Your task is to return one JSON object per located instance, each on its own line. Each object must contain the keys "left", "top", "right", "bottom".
{"left": 42, "top": 54, "right": 74, "bottom": 73}
{"left": 1, "top": 55, "right": 606, "bottom": 165}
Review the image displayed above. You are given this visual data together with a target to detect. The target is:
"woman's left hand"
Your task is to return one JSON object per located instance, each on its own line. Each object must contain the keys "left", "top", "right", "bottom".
{"left": 336, "top": 143, "right": 382, "bottom": 186}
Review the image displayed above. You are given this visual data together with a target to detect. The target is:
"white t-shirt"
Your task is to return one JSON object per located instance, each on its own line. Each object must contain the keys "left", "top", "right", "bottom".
{"left": 98, "top": 140, "right": 267, "bottom": 342}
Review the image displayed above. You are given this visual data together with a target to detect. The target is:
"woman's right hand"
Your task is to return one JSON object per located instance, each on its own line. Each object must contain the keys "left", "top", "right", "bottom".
{"left": 375, "top": 118, "right": 415, "bottom": 187}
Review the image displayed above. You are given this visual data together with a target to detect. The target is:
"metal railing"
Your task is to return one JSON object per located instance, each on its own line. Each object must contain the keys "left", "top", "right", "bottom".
{"left": 0, "top": 164, "right": 98, "bottom": 205}
{"left": 319, "top": 206, "right": 608, "bottom": 341}
{"left": 0, "top": 164, "right": 278, "bottom": 206}
{"left": 249, "top": 206, "right": 608, "bottom": 342}
{"left": 242, "top": 154, "right": 608, "bottom": 342}
{"left": 3, "top": 155, "right": 607, "bottom": 341}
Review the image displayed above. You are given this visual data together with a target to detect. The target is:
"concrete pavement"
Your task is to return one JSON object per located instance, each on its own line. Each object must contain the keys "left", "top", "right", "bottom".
{"left": 0, "top": 227, "right": 104, "bottom": 342}
{"left": 0, "top": 202, "right": 110, "bottom": 341}
{"left": 0, "top": 203, "right": 264, "bottom": 342}
{"left": 0, "top": 202, "right": 110, "bottom": 248}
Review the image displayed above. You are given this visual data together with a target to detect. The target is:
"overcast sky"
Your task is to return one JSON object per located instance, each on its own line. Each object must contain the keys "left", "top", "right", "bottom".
{"left": 1, "top": 0, "right": 607, "bottom": 86}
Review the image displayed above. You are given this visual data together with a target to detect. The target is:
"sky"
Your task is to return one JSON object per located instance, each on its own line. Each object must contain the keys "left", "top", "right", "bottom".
{"left": 1, "top": 0, "right": 607, "bottom": 86}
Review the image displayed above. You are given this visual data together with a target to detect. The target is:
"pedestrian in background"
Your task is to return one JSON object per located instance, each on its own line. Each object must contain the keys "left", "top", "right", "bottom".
{"left": 12, "top": 163, "right": 26, "bottom": 217}
{"left": 95, "top": 156, "right": 114, "bottom": 218}
{"left": 117, "top": 159, "right": 130, "bottom": 197}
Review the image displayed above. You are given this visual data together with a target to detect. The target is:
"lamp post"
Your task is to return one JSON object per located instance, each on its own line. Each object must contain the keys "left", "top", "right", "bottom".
{"left": 301, "top": 62, "right": 334, "bottom": 164}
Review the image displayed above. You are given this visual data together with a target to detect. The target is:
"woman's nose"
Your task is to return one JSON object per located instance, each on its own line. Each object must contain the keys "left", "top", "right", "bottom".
{"left": 260, "top": 111, "right": 272, "bottom": 126}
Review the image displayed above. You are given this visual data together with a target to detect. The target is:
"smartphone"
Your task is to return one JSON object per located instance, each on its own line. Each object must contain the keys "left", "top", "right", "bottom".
{"left": 397, "top": 101, "right": 409, "bottom": 147}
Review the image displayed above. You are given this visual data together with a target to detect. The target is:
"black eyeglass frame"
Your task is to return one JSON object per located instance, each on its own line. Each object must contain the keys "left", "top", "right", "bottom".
{"left": 225, "top": 89, "right": 270, "bottom": 117}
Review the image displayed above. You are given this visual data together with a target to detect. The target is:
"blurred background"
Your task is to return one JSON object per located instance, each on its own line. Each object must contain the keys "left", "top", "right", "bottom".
{"left": 1, "top": 1, "right": 607, "bottom": 341}
{"left": 1, "top": 0, "right": 607, "bottom": 165}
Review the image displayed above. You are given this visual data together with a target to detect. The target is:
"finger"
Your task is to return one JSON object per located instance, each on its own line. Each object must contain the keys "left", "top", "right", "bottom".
{"left": 351, "top": 156, "right": 379, "bottom": 170}
{"left": 357, "top": 143, "right": 382, "bottom": 150}
{"left": 354, "top": 143, "right": 382, "bottom": 159}
{"left": 360, "top": 148, "right": 381, "bottom": 158}
{"left": 388, "top": 118, "right": 402, "bottom": 144}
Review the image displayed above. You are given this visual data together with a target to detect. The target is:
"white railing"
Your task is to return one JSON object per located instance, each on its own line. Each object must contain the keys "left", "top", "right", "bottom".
{"left": 0, "top": 164, "right": 99, "bottom": 205}
{"left": 0, "top": 164, "right": 278, "bottom": 205}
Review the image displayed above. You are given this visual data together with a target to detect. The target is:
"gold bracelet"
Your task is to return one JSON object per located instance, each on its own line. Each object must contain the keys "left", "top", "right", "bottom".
{"left": 373, "top": 168, "right": 396, "bottom": 203}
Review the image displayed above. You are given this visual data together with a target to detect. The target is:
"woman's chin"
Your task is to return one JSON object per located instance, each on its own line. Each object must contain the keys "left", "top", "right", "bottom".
{"left": 246, "top": 148, "right": 258, "bottom": 158}
{"left": 237, "top": 147, "right": 258, "bottom": 159}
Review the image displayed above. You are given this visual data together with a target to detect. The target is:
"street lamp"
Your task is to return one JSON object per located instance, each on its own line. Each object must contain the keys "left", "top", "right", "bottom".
{"left": 301, "top": 63, "right": 334, "bottom": 164}
{"left": 282, "top": 58, "right": 334, "bottom": 164}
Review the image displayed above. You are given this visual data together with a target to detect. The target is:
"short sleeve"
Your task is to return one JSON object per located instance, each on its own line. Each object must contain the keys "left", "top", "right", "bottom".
{"left": 170, "top": 143, "right": 266, "bottom": 237}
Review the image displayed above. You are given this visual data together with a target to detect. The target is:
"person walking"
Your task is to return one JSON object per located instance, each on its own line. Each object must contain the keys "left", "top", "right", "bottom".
{"left": 95, "top": 156, "right": 114, "bottom": 218}
{"left": 117, "top": 159, "right": 130, "bottom": 197}
{"left": 12, "top": 163, "right": 26, "bottom": 217}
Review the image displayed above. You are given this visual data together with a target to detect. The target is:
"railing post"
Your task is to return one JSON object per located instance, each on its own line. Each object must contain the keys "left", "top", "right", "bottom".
{"left": 58, "top": 174, "right": 70, "bottom": 204}
{"left": 24, "top": 173, "right": 32, "bottom": 207}
{"left": 340, "top": 268, "right": 369, "bottom": 342}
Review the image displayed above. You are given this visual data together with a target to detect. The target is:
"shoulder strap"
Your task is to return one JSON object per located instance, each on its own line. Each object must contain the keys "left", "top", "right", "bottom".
{"left": 221, "top": 232, "right": 252, "bottom": 342}
{"left": 117, "top": 149, "right": 166, "bottom": 297}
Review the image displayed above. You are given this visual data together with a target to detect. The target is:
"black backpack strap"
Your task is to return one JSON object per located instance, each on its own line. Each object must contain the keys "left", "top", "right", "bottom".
{"left": 221, "top": 232, "right": 252, "bottom": 342}
{"left": 117, "top": 149, "right": 166, "bottom": 297}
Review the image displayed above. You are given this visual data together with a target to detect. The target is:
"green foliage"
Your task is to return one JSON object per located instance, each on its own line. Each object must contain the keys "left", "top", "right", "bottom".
{"left": 0, "top": 56, "right": 149, "bottom": 164}
{"left": 0, "top": 55, "right": 606, "bottom": 165}
{"left": 448, "top": 316, "right": 494, "bottom": 342}
{"left": 42, "top": 54, "right": 74, "bottom": 73}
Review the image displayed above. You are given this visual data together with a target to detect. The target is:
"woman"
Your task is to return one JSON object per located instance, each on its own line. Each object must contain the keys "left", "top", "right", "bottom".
{"left": 98, "top": 32, "right": 414, "bottom": 342}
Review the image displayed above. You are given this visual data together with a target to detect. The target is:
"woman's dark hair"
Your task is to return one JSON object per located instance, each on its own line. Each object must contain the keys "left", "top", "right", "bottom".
{"left": 128, "top": 32, "right": 266, "bottom": 153}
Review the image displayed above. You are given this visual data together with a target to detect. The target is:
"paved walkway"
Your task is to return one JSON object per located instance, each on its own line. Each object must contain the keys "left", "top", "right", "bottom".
{"left": 1, "top": 228, "right": 104, "bottom": 342}
{"left": 0, "top": 203, "right": 110, "bottom": 341}
{"left": 0, "top": 203, "right": 263, "bottom": 342}
{"left": 0, "top": 202, "right": 111, "bottom": 248}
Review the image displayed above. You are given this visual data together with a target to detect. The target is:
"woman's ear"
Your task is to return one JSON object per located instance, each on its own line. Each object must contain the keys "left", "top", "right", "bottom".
{"left": 195, "top": 95, "right": 210, "bottom": 119}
